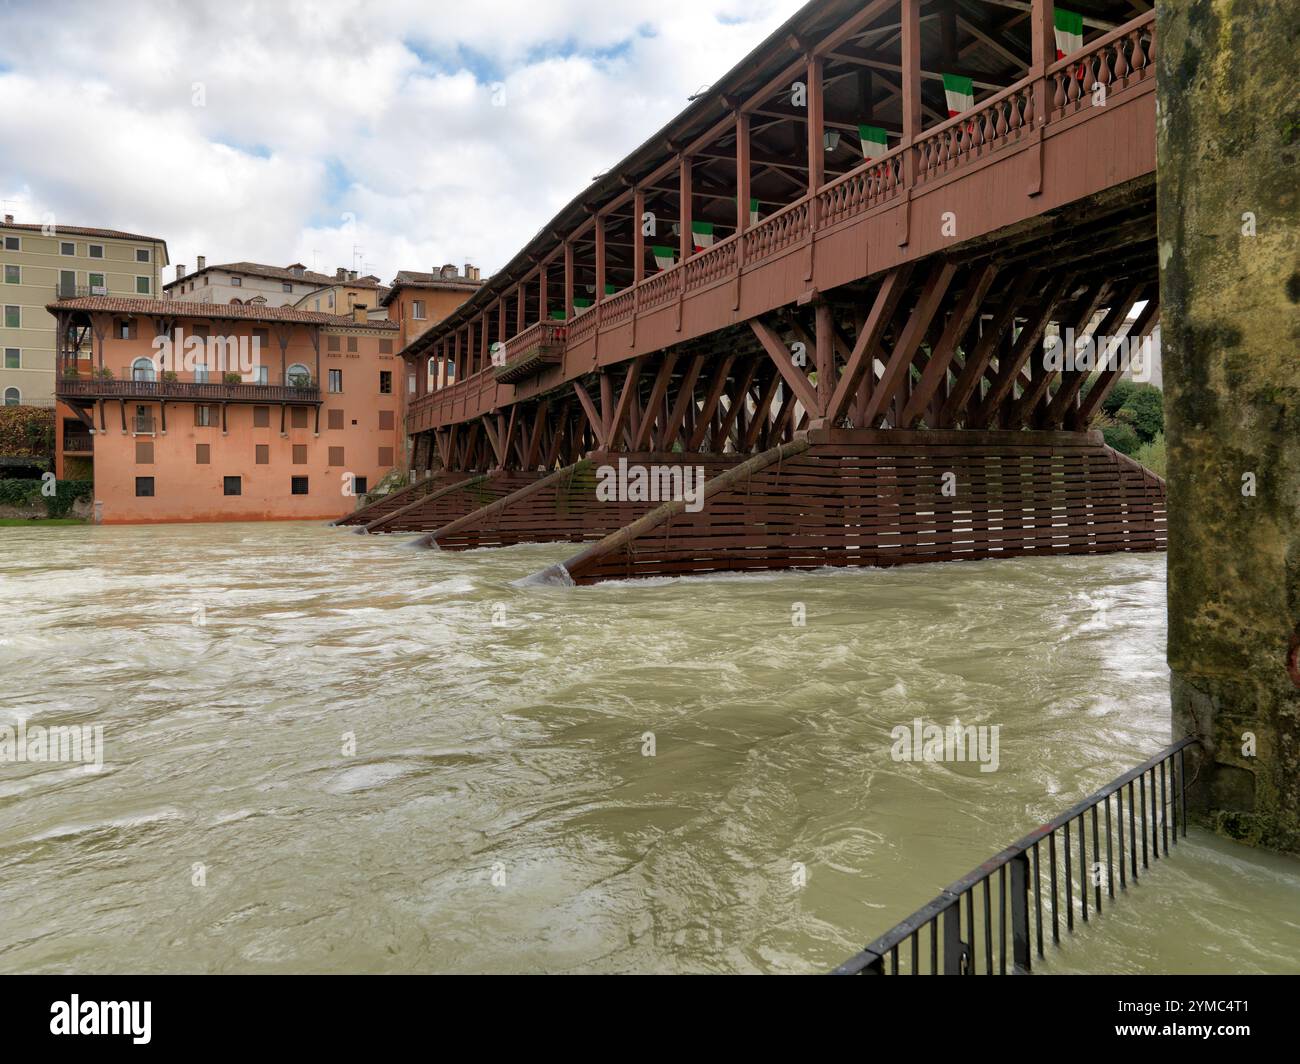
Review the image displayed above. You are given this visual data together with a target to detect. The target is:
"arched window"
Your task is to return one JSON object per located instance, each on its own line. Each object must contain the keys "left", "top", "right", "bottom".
{"left": 131, "top": 357, "right": 156, "bottom": 381}
{"left": 3, "top": 387, "right": 19, "bottom": 406}
{"left": 229, "top": 298, "right": 243, "bottom": 305}
{"left": 286, "top": 363, "right": 312, "bottom": 386}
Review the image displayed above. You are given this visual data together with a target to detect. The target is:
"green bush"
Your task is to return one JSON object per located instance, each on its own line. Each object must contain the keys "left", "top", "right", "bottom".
{"left": 0, "top": 478, "right": 93, "bottom": 517}
{"left": 1102, "top": 423, "right": 1140, "bottom": 455}
{"left": 1135, "top": 433, "right": 1167, "bottom": 478}
{"left": 1124, "top": 386, "right": 1165, "bottom": 443}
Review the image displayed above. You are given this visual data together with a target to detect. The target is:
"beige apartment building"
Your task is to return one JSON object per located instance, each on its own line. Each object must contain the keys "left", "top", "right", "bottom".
{"left": 165, "top": 259, "right": 339, "bottom": 307}
{"left": 294, "top": 270, "right": 390, "bottom": 317}
{"left": 1, "top": 214, "right": 169, "bottom": 407}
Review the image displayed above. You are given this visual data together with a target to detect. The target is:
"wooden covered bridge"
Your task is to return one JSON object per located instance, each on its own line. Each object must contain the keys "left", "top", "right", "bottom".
{"left": 340, "top": 0, "right": 1165, "bottom": 585}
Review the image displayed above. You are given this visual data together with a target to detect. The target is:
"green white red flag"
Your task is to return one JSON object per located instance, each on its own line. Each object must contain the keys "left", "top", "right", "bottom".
{"left": 943, "top": 73, "right": 974, "bottom": 118}
{"left": 1054, "top": 8, "right": 1084, "bottom": 59}
{"left": 859, "top": 124, "right": 889, "bottom": 159}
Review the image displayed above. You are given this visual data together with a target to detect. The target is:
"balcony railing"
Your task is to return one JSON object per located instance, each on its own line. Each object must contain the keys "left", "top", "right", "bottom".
{"left": 62, "top": 430, "right": 94, "bottom": 453}
{"left": 57, "top": 369, "right": 322, "bottom": 405}
{"left": 54, "top": 283, "right": 110, "bottom": 299}
{"left": 491, "top": 320, "right": 567, "bottom": 384}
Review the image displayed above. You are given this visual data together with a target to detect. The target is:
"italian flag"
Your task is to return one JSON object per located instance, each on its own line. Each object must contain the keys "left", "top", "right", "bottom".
{"left": 859, "top": 124, "right": 889, "bottom": 159}
{"left": 691, "top": 221, "right": 715, "bottom": 251}
{"left": 943, "top": 73, "right": 974, "bottom": 117}
{"left": 653, "top": 245, "right": 676, "bottom": 271}
{"left": 734, "top": 197, "right": 760, "bottom": 225}
{"left": 1054, "top": 8, "right": 1084, "bottom": 59}
{"left": 573, "top": 297, "right": 594, "bottom": 310}
{"left": 604, "top": 284, "right": 617, "bottom": 295}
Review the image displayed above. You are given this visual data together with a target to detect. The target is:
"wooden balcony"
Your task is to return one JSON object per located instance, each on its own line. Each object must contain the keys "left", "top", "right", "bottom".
{"left": 407, "top": 9, "right": 1157, "bottom": 439}
{"left": 491, "top": 320, "right": 567, "bottom": 384}
{"left": 57, "top": 371, "right": 323, "bottom": 406}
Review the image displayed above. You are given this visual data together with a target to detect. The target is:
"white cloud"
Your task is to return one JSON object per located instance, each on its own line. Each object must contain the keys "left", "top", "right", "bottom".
{"left": 0, "top": 0, "right": 796, "bottom": 282}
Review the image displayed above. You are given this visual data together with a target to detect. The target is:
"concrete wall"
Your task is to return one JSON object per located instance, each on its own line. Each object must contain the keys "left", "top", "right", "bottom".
{"left": 1158, "top": 0, "right": 1300, "bottom": 853}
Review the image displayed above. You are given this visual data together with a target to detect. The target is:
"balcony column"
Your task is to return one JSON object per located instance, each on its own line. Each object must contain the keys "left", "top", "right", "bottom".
{"left": 806, "top": 53, "right": 825, "bottom": 197}
{"left": 678, "top": 156, "right": 693, "bottom": 261}
{"left": 539, "top": 260, "right": 549, "bottom": 321}
{"left": 516, "top": 282, "right": 526, "bottom": 334}
{"left": 594, "top": 213, "right": 607, "bottom": 302}
{"left": 563, "top": 239, "right": 575, "bottom": 319}
{"left": 901, "top": 0, "right": 921, "bottom": 188}
{"left": 735, "top": 112, "right": 751, "bottom": 235}
{"left": 633, "top": 189, "right": 645, "bottom": 285}
{"left": 479, "top": 312, "right": 488, "bottom": 374}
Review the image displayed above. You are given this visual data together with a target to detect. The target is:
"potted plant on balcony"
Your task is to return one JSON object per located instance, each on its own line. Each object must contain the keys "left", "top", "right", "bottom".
{"left": 162, "top": 370, "right": 179, "bottom": 383}
{"left": 92, "top": 367, "right": 113, "bottom": 380}
{"left": 289, "top": 374, "right": 315, "bottom": 391}
{"left": 62, "top": 365, "right": 81, "bottom": 379}
{"left": 223, "top": 371, "right": 243, "bottom": 385}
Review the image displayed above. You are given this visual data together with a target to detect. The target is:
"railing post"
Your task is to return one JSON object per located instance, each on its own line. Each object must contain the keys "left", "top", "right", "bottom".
{"left": 901, "top": 0, "right": 921, "bottom": 191}
{"left": 1010, "top": 852, "right": 1032, "bottom": 973}
{"left": 942, "top": 899, "right": 966, "bottom": 974}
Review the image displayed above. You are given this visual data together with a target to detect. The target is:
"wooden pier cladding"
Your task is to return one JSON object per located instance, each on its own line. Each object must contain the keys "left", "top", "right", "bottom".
{"left": 524, "top": 431, "right": 1166, "bottom": 586}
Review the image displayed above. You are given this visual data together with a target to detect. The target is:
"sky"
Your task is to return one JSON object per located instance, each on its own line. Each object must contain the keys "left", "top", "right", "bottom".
{"left": 0, "top": 0, "right": 802, "bottom": 285}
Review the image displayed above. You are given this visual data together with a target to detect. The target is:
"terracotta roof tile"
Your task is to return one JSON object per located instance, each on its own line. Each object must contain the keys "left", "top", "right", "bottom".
{"left": 46, "top": 296, "right": 399, "bottom": 330}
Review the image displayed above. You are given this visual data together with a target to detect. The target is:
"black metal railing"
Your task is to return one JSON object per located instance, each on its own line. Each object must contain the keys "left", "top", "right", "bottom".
{"left": 832, "top": 737, "right": 1196, "bottom": 975}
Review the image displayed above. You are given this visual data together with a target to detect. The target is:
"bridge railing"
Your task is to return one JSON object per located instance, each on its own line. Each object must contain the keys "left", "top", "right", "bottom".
{"left": 832, "top": 736, "right": 1194, "bottom": 975}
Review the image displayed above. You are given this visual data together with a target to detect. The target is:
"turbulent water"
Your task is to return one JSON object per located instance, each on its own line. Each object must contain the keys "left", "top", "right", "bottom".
{"left": 0, "top": 522, "right": 1296, "bottom": 974}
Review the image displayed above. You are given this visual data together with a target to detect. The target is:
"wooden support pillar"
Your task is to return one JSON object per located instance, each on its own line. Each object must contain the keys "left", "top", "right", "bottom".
{"left": 679, "top": 156, "right": 693, "bottom": 261}
{"left": 563, "top": 240, "right": 575, "bottom": 319}
{"left": 633, "top": 189, "right": 646, "bottom": 284}
{"left": 901, "top": 0, "right": 922, "bottom": 184}
{"left": 595, "top": 213, "right": 607, "bottom": 302}
{"left": 539, "top": 261, "right": 549, "bottom": 321}
{"left": 814, "top": 302, "right": 833, "bottom": 416}
{"left": 806, "top": 54, "right": 825, "bottom": 196}
{"left": 516, "top": 282, "right": 526, "bottom": 333}
{"left": 735, "top": 112, "right": 751, "bottom": 237}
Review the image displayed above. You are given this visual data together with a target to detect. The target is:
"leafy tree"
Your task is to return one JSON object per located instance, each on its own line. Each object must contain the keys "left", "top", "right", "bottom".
{"left": 1123, "top": 386, "right": 1165, "bottom": 443}
{"left": 1102, "top": 379, "right": 1139, "bottom": 416}
{"left": 1135, "top": 433, "right": 1167, "bottom": 477}
{"left": 1103, "top": 422, "right": 1140, "bottom": 455}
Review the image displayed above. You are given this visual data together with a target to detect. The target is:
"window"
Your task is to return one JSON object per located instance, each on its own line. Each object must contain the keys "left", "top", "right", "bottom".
{"left": 131, "top": 357, "right": 155, "bottom": 382}
{"left": 290, "top": 407, "right": 308, "bottom": 429}
{"left": 292, "top": 444, "right": 307, "bottom": 464}
{"left": 379, "top": 339, "right": 393, "bottom": 355}
{"left": 195, "top": 405, "right": 213, "bottom": 427}
{"left": 135, "top": 405, "right": 153, "bottom": 434}
{"left": 255, "top": 444, "right": 269, "bottom": 464}
{"left": 58, "top": 271, "right": 75, "bottom": 297}
{"left": 282, "top": 282, "right": 292, "bottom": 293}
{"left": 379, "top": 410, "right": 394, "bottom": 430}
{"left": 135, "top": 476, "right": 155, "bottom": 497}
{"left": 253, "top": 365, "right": 268, "bottom": 385}
{"left": 3, "top": 306, "right": 17, "bottom": 328}
{"left": 195, "top": 443, "right": 210, "bottom": 464}
{"left": 88, "top": 273, "right": 105, "bottom": 293}
{"left": 291, "top": 476, "right": 309, "bottom": 495}
{"left": 230, "top": 276, "right": 242, "bottom": 286}
{"left": 412, "top": 300, "right": 426, "bottom": 320}
{"left": 328, "top": 369, "right": 342, "bottom": 393}
{"left": 136, "top": 248, "right": 151, "bottom": 263}
{"left": 136, "top": 276, "right": 151, "bottom": 295}
{"left": 135, "top": 441, "right": 154, "bottom": 463}
{"left": 253, "top": 406, "right": 269, "bottom": 428}
{"left": 346, "top": 336, "right": 357, "bottom": 353}
{"left": 3, "top": 236, "right": 19, "bottom": 251}
{"left": 328, "top": 292, "right": 335, "bottom": 309}
{"left": 252, "top": 329, "right": 269, "bottom": 350}
{"left": 408, "top": 374, "right": 416, "bottom": 395}
{"left": 116, "top": 319, "right": 132, "bottom": 340}
{"left": 379, "top": 371, "right": 392, "bottom": 394}
{"left": 352, "top": 476, "right": 368, "bottom": 496}
{"left": 4, "top": 349, "right": 18, "bottom": 369}
{"left": 378, "top": 447, "right": 394, "bottom": 467}
{"left": 3, "top": 387, "right": 19, "bottom": 406}
{"left": 3, "top": 264, "right": 18, "bottom": 285}
{"left": 89, "top": 244, "right": 104, "bottom": 258}
{"left": 327, "top": 409, "right": 344, "bottom": 430}
{"left": 194, "top": 364, "right": 209, "bottom": 384}
{"left": 314, "top": 299, "right": 321, "bottom": 311}
{"left": 60, "top": 242, "right": 75, "bottom": 256}
{"left": 328, "top": 446, "right": 344, "bottom": 466}
{"left": 224, "top": 476, "right": 242, "bottom": 496}
{"left": 327, "top": 335, "right": 341, "bottom": 353}
{"left": 286, "top": 363, "right": 311, "bottom": 386}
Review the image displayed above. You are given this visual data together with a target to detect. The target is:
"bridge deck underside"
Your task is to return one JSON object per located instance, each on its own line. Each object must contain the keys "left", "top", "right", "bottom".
{"left": 529, "top": 431, "right": 1165, "bottom": 585}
